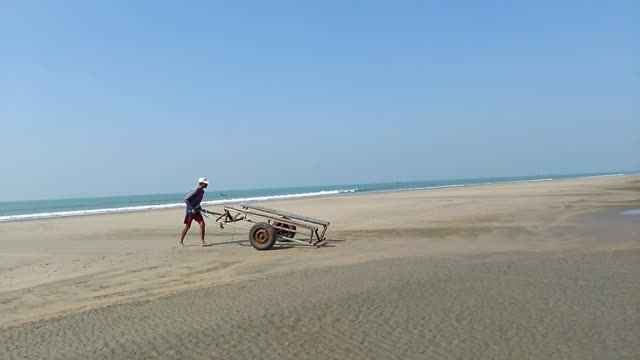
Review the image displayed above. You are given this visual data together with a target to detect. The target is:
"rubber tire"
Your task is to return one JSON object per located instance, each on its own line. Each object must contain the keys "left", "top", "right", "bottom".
{"left": 249, "top": 223, "right": 277, "bottom": 251}
{"left": 273, "top": 221, "right": 297, "bottom": 240}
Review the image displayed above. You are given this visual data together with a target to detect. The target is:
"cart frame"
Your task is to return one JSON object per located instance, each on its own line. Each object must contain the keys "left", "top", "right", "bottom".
{"left": 202, "top": 203, "right": 330, "bottom": 249}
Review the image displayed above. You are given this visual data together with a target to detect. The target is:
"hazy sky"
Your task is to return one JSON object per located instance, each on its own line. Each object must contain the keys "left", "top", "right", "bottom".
{"left": 1, "top": 0, "right": 638, "bottom": 201}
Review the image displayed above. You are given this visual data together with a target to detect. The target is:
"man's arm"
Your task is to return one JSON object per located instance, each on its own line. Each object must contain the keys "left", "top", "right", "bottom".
{"left": 184, "top": 190, "right": 196, "bottom": 210}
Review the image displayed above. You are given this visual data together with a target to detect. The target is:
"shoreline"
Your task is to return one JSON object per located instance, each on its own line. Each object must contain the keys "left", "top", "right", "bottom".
{"left": 1, "top": 173, "right": 635, "bottom": 223}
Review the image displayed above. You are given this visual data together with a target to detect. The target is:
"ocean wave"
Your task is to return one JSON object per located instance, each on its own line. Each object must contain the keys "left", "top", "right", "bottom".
{"left": 0, "top": 189, "right": 359, "bottom": 222}
{"left": 394, "top": 184, "right": 468, "bottom": 192}
{"left": 203, "top": 188, "right": 358, "bottom": 206}
{"left": 588, "top": 173, "right": 625, "bottom": 178}
{"left": 502, "top": 178, "right": 553, "bottom": 184}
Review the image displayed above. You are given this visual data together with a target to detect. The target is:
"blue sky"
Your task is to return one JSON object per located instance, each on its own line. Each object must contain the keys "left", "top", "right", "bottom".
{"left": 1, "top": 0, "right": 638, "bottom": 201}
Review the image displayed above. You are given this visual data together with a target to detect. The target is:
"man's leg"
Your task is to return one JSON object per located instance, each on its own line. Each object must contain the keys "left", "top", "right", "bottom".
{"left": 199, "top": 220, "right": 207, "bottom": 246}
{"left": 180, "top": 223, "right": 191, "bottom": 247}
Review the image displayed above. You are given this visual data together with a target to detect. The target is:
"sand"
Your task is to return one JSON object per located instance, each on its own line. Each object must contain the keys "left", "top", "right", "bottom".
{"left": 1, "top": 176, "right": 639, "bottom": 359}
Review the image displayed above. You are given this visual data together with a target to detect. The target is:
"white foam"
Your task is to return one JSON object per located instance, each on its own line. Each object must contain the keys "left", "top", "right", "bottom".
{"left": 0, "top": 203, "right": 185, "bottom": 222}
{"left": 588, "top": 173, "right": 625, "bottom": 178}
{"left": 398, "top": 184, "right": 467, "bottom": 191}
{"left": 502, "top": 178, "right": 553, "bottom": 184}
{"left": 0, "top": 189, "right": 358, "bottom": 222}
{"left": 203, "top": 189, "right": 358, "bottom": 207}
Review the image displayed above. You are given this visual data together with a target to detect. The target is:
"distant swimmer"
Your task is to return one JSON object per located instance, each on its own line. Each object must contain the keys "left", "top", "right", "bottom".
{"left": 180, "top": 177, "right": 210, "bottom": 247}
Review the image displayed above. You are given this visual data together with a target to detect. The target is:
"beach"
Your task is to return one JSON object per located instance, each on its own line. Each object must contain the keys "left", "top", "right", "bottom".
{"left": 1, "top": 175, "right": 639, "bottom": 359}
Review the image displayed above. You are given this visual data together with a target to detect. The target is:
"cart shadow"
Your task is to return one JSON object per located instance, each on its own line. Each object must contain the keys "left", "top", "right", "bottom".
{"left": 210, "top": 238, "right": 344, "bottom": 249}
{"left": 211, "top": 239, "right": 295, "bottom": 249}
{"left": 214, "top": 239, "right": 252, "bottom": 246}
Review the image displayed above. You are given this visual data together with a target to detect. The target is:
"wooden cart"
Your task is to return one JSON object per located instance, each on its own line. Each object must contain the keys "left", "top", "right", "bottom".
{"left": 202, "top": 204, "right": 330, "bottom": 250}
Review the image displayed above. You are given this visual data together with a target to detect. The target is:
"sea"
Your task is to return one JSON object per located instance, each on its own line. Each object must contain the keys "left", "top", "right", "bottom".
{"left": 0, "top": 172, "right": 632, "bottom": 222}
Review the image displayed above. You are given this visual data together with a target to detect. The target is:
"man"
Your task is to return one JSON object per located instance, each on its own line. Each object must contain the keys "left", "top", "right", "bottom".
{"left": 180, "top": 177, "right": 209, "bottom": 247}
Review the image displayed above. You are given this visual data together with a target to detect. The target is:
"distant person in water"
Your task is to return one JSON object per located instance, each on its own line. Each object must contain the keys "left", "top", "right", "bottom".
{"left": 180, "top": 177, "right": 209, "bottom": 247}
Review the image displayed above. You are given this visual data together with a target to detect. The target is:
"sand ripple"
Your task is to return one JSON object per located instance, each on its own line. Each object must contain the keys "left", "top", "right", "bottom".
{"left": 2, "top": 250, "right": 639, "bottom": 359}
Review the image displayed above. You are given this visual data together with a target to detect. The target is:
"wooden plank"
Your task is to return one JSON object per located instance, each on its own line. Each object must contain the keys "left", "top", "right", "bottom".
{"left": 314, "top": 239, "right": 329, "bottom": 247}
{"left": 239, "top": 203, "right": 330, "bottom": 226}
{"left": 224, "top": 206, "right": 317, "bottom": 231}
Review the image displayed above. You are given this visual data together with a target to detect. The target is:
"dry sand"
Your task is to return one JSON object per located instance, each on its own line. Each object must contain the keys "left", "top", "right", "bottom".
{"left": 1, "top": 175, "right": 639, "bottom": 359}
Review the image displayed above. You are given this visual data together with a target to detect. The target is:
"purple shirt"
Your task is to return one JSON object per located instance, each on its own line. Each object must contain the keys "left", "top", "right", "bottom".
{"left": 184, "top": 187, "right": 205, "bottom": 210}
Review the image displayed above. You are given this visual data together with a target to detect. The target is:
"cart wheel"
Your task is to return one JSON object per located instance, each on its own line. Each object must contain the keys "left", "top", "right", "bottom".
{"left": 273, "top": 220, "right": 297, "bottom": 240}
{"left": 249, "top": 223, "right": 277, "bottom": 250}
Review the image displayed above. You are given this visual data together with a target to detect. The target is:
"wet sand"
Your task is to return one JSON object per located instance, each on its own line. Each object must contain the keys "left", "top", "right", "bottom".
{"left": 1, "top": 175, "right": 639, "bottom": 359}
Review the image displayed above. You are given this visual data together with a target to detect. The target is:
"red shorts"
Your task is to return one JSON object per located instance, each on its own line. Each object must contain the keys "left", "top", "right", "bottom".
{"left": 184, "top": 212, "right": 204, "bottom": 225}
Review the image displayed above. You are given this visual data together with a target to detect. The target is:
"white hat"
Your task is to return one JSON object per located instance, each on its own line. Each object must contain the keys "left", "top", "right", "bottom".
{"left": 198, "top": 177, "right": 209, "bottom": 184}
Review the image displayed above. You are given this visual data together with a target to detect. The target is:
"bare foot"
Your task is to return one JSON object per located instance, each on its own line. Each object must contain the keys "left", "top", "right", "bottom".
{"left": 179, "top": 242, "right": 185, "bottom": 247}
{"left": 201, "top": 243, "right": 211, "bottom": 247}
